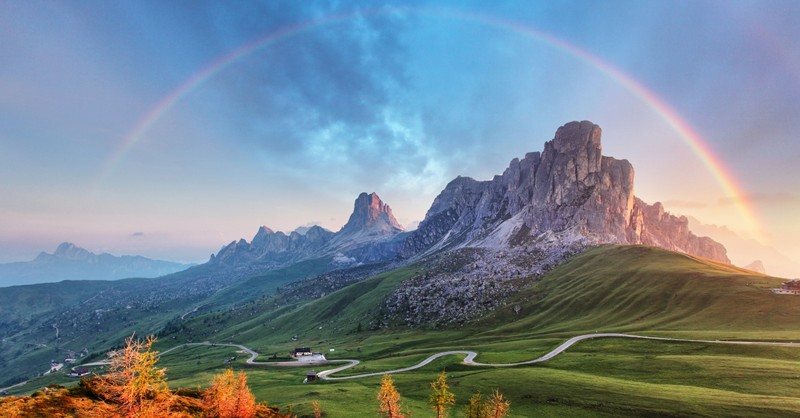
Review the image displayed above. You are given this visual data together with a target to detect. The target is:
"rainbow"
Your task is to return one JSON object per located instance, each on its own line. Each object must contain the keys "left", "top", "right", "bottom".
{"left": 98, "top": 6, "right": 762, "bottom": 236}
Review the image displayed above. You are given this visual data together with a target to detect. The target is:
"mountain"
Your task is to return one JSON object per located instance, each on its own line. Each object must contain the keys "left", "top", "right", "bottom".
{"left": 743, "top": 259, "right": 766, "bottom": 274}
{"left": 686, "top": 216, "right": 800, "bottom": 278}
{"left": 209, "top": 192, "right": 406, "bottom": 271}
{"left": 0, "top": 243, "right": 193, "bottom": 287}
{"left": 402, "top": 121, "right": 728, "bottom": 263}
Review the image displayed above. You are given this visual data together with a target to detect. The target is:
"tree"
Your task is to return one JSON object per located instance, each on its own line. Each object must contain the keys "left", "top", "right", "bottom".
{"left": 484, "top": 390, "right": 510, "bottom": 418}
{"left": 429, "top": 371, "right": 455, "bottom": 418}
{"left": 376, "top": 374, "right": 405, "bottom": 418}
{"left": 465, "top": 391, "right": 485, "bottom": 418}
{"left": 464, "top": 389, "right": 510, "bottom": 418}
{"left": 312, "top": 399, "right": 322, "bottom": 418}
{"left": 203, "top": 369, "right": 257, "bottom": 418}
{"left": 95, "top": 334, "right": 173, "bottom": 417}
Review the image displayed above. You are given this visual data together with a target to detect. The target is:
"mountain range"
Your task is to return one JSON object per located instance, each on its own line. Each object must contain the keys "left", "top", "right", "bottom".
{"left": 0, "top": 243, "right": 193, "bottom": 287}
{"left": 0, "top": 120, "right": 739, "bottom": 389}
{"left": 209, "top": 121, "right": 728, "bottom": 273}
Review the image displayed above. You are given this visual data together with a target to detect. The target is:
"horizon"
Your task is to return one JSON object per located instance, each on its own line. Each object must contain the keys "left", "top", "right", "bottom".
{"left": 2, "top": 1, "right": 799, "bottom": 276}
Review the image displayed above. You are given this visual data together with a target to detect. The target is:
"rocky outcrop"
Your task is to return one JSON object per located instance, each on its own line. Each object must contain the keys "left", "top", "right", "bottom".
{"left": 210, "top": 225, "right": 335, "bottom": 267}
{"left": 404, "top": 121, "right": 729, "bottom": 263}
{"left": 339, "top": 192, "right": 404, "bottom": 237}
{"left": 210, "top": 192, "right": 406, "bottom": 269}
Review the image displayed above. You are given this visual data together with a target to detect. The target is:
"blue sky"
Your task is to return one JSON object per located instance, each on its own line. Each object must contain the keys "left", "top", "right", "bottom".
{"left": 1, "top": 1, "right": 798, "bottom": 275}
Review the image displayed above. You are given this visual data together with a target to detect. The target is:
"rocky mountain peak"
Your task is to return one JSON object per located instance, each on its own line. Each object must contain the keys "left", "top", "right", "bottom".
{"left": 339, "top": 192, "right": 404, "bottom": 236}
{"left": 51, "top": 242, "right": 92, "bottom": 261}
{"left": 403, "top": 120, "right": 729, "bottom": 263}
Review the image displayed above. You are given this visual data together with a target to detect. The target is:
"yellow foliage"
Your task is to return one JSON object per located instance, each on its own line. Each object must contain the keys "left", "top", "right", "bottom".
{"left": 95, "top": 334, "right": 175, "bottom": 417}
{"left": 376, "top": 374, "right": 405, "bottom": 418}
{"left": 429, "top": 371, "right": 455, "bottom": 418}
{"left": 203, "top": 369, "right": 257, "bottom": 418}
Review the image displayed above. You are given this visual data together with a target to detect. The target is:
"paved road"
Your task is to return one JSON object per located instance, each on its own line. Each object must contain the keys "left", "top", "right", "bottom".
{"left": 156, "top": 333, "right": 799, "bottom": 381}
{"left": 66, "top": 333, "right": 800, "bottom": 384}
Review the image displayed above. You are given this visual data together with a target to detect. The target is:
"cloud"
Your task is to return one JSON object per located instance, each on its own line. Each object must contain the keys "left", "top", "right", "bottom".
{"left": 718, "top": 193, "right": 800, "bottom": 206}
{"left": 130, "top": 232, "right": 145, "bottom": 238}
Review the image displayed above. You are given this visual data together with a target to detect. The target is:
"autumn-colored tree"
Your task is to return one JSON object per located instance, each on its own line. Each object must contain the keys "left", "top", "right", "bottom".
{"left": 485, "top": 390, "right": 510, "bottom": 418}
{"left": 464, "top": 389, "right": 510, "bottom": 418}
{"left": 312, "top": 399, "right": 323, "bottom": 418}
{"left": 96, "top": 334, "right": 173, "bottom": 417}
{"left": 203, "top": 369, "right": 257, "bottom": 418}
{"left": 376, "top": 374, "right": 406, "bottom": 418}
{"left": 429, "top": 371, "right": 455, "bottom": 418}
{"left": 465, "top": 391, "right": 485, "bottom": 418}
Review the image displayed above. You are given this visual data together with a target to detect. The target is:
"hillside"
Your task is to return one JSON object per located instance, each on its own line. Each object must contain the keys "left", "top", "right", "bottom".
{"left": 6, "top": 244, "right": 800, "bottom": 416}
{"left": 185, "top": 245, "right": 797, "bottom": 350}
{"left": 481, "top": 245, "right": 799, "bottom": 338}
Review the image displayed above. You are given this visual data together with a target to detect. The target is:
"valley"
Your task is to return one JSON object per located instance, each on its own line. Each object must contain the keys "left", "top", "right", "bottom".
{"left": 2, "top": 122, "right": 799, "bottom": 416}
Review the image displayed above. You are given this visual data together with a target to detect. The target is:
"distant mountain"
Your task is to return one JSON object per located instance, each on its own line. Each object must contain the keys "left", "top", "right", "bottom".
{"left": 686, "top": 217, "right": 800, "bottom": 278}
{"left": 400, "top": 121, "right": 728, "bottom": 263}
{"left": 743, "top": 260, "right": 766, "bottom": 274}
{"left": 0, "top": 243, "right": 193, "bottom": 287}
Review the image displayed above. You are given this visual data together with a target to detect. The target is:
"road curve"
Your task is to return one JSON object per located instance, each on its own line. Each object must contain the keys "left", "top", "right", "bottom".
{"left": 136, "top": 333, "right": 800, "bottom": 382}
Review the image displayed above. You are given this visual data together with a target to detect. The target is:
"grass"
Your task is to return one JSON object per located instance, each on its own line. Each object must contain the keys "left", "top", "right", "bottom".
{"left": 7, "top": 245, "right": 800, "bottom": 416}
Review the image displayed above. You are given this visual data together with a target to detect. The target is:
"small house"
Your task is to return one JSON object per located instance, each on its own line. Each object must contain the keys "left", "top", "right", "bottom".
{"left": 305, "top": 371, "right": 317, "bottom": 382}
{"left": 771, "top": 280, "right": 800, "bottom": 295}
{"left": 291, "top": 347, "right": 313, "bottom": 357}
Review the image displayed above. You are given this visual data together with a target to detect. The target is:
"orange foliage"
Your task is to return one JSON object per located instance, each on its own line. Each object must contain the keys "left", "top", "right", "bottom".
{"left": 203, "top": 369, "right": 257, "bottom": 418}
{"left": 376, "top": 374, "right": 406, "bottom": 418}
{"left": 95, "top": 334, "right": 176, "bottom": 417}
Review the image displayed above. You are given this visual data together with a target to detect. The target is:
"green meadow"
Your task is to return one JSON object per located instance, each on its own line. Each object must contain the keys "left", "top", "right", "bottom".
{"left": 8, "top": 245, "right": 800, "bottom": 416}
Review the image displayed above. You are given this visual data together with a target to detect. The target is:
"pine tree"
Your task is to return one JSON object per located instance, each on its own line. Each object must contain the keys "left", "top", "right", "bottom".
{"left": 429, "top": 371, "right": 456, "bottom": 418}
{"left": 376, "top": 374, "right": 405, "bottom": 418}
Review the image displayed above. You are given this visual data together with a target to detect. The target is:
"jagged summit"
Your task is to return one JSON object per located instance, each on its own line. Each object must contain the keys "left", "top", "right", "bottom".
{"left": 339, "top": 192, "right": 404, "bottom": 237}
{"left": 403, "top": 120, "right": 729, "bottom": 263}
{"left": 45, "top": 242, "right": 93, "bottom": 261}
{"left": 209, "top": 192, "right": 405, "bottom": 269}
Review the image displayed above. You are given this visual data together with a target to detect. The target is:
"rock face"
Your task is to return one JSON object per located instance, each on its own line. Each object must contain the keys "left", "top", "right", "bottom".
{"left": 339, "top": 192, "right": 404, "bottom": 237}
{"left": 210, "top": 192, "right": 406, "bottom": 269}
{"left": 403, "top": 121, "right": 729, "bottom": 263}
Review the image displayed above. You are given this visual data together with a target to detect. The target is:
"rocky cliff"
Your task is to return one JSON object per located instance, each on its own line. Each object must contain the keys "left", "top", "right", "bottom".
{"left": 210, "top": 192, "right": 406, "bottom": 269}
{"left": 403, "top": 121, "right": 729, "bottom": 263}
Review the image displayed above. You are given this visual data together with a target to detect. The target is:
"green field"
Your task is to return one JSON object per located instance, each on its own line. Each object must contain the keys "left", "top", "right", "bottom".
{"left": 6, "top": 245, "right": 800, "bottom": 416}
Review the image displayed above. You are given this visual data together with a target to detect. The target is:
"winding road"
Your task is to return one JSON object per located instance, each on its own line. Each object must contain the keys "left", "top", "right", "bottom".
{"left": 3, "top": 332, "right": 796, "bottom": 394}
{"left": 153, "top": 333, "right": 799, "bottom": 382}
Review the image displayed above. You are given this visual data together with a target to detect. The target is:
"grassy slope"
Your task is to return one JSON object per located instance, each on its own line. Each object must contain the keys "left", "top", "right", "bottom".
{"left": 9, "top": 245, "right": 800, "bottom": 416}
{"left": 481, "top": 245, "right": 798, "bottom": 339}
{"left": 202, "top": 257, "right": 333, "bottom": 308}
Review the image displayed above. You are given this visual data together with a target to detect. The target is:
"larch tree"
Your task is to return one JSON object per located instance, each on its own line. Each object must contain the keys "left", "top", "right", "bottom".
{"left": 465, "top": 391, "right": 485, "bottom": 418}
{"left": 485, "top": 390, "right": 511, "bottom": 418}
{"left": 464, "top": 389, "right": 511, "bottom": 418}
{"left": 312, "top": 400, "right": 322, "bottom": 418}
{"left": 376, "top": 374, "right": 406, "bottom": 418}
{"left": 95, "top": 334, "right": 173, "bottom": 417}
{"left": 203, "top": 369, "right": 257, "bottom": 418}
{"left": 428, "top": 371, "right": 455, "bottom": 418}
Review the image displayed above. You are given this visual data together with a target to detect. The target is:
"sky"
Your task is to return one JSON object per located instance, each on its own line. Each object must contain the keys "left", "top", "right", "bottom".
{"left": 1, "top": 1, "right": 798, "bottom": 275}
